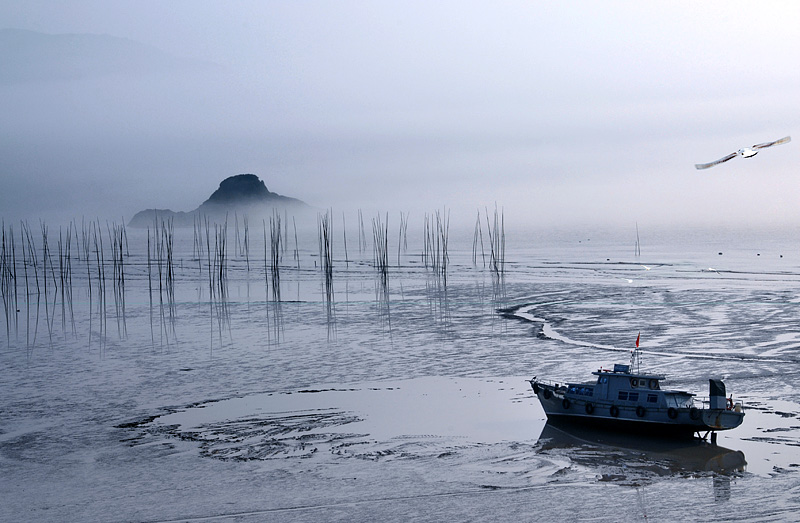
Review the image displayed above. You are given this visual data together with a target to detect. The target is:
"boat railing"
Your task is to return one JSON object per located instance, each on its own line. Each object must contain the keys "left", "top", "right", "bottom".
{"left": 533, "top": 377, "right": 744, "bottom": 412}
{"left": 530, "top": 378, "right": 568, "bottom": 395}
{"left": 693, "top": 396, "right": 745, "bottom": 412}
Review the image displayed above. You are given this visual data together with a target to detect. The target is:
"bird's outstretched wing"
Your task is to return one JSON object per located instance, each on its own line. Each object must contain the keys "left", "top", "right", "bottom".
{"left": 753, "top": 136, "right": 791, "bottom": 149}
{"left": 695, "top": 152, "right": 737, "bottom": 170}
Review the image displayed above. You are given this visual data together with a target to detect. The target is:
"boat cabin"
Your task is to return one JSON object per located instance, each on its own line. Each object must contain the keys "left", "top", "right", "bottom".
{"left": 563, "top": 363, "right": 695, "bottom": 409}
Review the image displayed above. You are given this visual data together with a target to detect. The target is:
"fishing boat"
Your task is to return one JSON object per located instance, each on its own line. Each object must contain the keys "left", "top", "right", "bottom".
{"left": 529, "top": 337, "right": 745, "bottom": 442}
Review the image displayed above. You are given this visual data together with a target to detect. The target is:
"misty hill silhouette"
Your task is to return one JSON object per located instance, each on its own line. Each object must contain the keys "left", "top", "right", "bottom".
{"left": 200, "top": 174, "right": 303, "bottom": 207}
{"left": 0, "top": 28, "right": 218, "bottom": 85}
{"left": 128, "top": 174, "right": 309, "bottom": 227}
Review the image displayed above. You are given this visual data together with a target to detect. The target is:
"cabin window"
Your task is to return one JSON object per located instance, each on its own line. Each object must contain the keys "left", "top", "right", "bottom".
{"left": 647, "top": 394, "right": 658, "bottom": 403}
{"left": 618, "top": 391, "right": 640, "bottom": 402}
{"left": 648, "top": 379, "right": 659, "bottom": 390}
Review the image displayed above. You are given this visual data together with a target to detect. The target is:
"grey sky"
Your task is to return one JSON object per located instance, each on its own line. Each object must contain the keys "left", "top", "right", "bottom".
{"left": 1, "top": 1, "right": 798, "bottom": 228}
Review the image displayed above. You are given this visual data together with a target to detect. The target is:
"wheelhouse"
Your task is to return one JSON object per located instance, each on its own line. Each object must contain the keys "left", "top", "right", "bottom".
{"left": 560, "top": 363, "right": 698, "bottom": 411}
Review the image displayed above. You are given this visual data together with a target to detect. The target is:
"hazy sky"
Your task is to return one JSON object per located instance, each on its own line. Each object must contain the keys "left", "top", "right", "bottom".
{"left": 1, "top": 1, "right": 798, "bottom": 228}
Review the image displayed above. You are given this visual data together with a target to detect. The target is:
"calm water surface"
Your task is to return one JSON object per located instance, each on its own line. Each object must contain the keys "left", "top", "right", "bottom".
{"left": 2, "top": 220, "right": 800, "bottom": 521}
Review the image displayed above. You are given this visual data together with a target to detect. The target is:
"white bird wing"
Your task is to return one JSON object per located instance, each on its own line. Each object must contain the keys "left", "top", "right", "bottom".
{"left": 695, "top": 152, "right": 737, "bottom": 170}
{"left": 753, "top": 136, "right": 791, "bottom": 149}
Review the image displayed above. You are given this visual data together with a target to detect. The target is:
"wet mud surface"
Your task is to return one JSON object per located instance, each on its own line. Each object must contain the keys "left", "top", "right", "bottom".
{"left": 4, "top": 226, "right": 800, "bottom": 521}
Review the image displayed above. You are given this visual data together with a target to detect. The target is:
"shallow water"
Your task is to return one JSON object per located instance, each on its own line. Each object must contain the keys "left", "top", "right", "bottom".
{"left": 2, "top": 222, "right": 800, "bottom": 521}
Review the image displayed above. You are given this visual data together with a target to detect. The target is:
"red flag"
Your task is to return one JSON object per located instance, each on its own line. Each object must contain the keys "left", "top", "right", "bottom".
{"left": 636, "top": 332, "right": 640, "bottom": 348}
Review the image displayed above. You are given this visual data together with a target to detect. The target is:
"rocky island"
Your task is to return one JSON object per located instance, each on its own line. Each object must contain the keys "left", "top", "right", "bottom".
{"left": 128, "top": 174, "right": 309, "bottom": 227}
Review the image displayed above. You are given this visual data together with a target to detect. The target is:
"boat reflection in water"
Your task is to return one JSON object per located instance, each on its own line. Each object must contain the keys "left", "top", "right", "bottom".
{"left": 537, "top": 419, "right": 747, "bottom": 479}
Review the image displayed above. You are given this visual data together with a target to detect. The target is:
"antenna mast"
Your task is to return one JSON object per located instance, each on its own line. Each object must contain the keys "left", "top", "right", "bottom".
{"left": 630, "top": 332, "right": 641, "bottom": 373}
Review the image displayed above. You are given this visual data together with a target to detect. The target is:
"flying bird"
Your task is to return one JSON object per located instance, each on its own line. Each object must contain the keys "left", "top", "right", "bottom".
{"left": 695, "top": 136, "right": 791, "bottom": 170}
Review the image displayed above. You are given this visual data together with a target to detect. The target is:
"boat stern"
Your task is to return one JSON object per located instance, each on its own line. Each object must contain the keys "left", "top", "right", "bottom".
{"left": 705, "top": 379, "right": 745, "bottom": 431}
{"left": 702, "top": 408, "right": 745, "bottom": 431}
